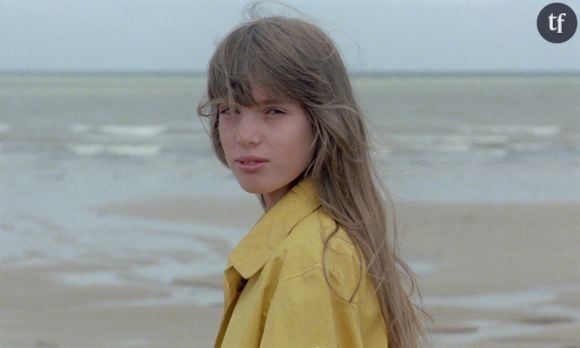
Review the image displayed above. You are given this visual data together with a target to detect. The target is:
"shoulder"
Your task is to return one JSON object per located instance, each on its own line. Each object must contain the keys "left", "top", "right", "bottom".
{"left": 271, "top": 208, "right": 365, "bottom": 299}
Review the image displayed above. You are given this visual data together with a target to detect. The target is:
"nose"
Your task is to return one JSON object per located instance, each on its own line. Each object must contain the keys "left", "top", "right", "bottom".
{"left": 235, "top": 111, "right": 261, "bottom": 147}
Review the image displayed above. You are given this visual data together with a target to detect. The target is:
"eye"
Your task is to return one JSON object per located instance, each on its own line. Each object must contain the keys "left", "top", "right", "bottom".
{"left": 218, "top": 106, "right": 239, "bottom": 116}
{"left": 218, "top": 106, "right": 230, "bottom": 115}
{"left": 265, "top": 108, "right": 286, "bottom": 115}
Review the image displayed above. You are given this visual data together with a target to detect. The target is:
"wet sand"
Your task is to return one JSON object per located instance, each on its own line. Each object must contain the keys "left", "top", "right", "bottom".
{"left": 1, "top": 200, "right": 579, "bottom": 347}
{"left": 0, "top": 263, "right": 222, "bottom": 348}
{"left": 399, "top": 202, "right": 580, "bottom": 347}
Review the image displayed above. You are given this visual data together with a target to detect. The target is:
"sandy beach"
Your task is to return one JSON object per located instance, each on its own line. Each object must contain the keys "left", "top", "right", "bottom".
{"left": 1, "top": 199, "right": 579, "bottom": 347}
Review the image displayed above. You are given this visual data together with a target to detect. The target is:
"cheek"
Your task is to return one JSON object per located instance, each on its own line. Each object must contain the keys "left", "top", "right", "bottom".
{"left": 218, "top": 122, "right": 234, "bottom": 157}
{"left": 293, "top": 123, "right": 315, "bottom": 166}
{"left": 219, "top": 118, "right": 234, "bottom": 138}
{"left": 302, "top": 136, "right": 315, "bottom": 165}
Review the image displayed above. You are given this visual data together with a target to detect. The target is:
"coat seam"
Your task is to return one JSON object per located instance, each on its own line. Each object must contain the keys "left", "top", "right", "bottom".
{"left": 278, "top": 265, "right": 323, "bottom": 283}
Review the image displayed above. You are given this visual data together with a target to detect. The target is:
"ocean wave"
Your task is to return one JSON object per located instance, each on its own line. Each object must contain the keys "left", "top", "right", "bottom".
{"left": 67, "top": 143, "right": 161, "bottom": 156}
{"left": 382, "top": 134, "right": 508, "bottom": 152}
{"left": 69, "top": 124, "right": 92, "bottom": 133}
{"left": 67, "top": 143, "right": 105, "bottom": 155}
{"left": 100, "top": 125, "right": 167, "bottom": 137}
{"left": 457, "top": 124, "right": 560, "bottom": 137}
{"left": 106, "top": 144, "right": 161, "bottom": 156}
{"left": 0, "top": 123, "right": 10, "bottom": 133}
{"left": 69, "top": 124, "right": 168, "bottom": 137}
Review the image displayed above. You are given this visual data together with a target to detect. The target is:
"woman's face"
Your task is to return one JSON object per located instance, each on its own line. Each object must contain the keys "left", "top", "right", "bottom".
{"left": 218, "top": 86, "right": 314, "bottom": 210}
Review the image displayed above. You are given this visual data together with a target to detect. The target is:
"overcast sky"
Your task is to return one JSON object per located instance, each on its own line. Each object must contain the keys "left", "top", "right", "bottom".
{"left": 1, "top": 0, "right": 579, "bottom": 73}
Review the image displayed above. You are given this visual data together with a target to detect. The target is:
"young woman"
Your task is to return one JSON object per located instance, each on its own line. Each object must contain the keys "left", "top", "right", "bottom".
{"left": 198, "top": 15, "right": 428, "bottom": 348}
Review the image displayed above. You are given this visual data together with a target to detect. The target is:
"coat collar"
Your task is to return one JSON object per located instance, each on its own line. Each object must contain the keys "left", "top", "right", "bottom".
{"left": 226, "top": 178, "right": 321, "bottom": 279}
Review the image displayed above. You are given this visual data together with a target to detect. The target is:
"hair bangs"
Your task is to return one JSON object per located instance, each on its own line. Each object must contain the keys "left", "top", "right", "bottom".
{"left": 205, "top": 23, "right": 298, "bottom": 112}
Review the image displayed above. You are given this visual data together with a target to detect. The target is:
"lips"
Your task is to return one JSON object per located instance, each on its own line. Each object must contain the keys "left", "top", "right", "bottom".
{"left": 235, "top": 156, "right": 268, "bottom": 165}
{"left": 234, "top": 156, "right": 268, "bottom": 172}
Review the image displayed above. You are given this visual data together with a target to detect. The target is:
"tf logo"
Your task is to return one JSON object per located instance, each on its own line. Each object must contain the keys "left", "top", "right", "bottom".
{"left": 537, "top": 3, "right": 577, "bottom": 43}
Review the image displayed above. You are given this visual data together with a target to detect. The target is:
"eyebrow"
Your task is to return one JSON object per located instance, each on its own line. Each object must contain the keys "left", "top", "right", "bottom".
{"left": 255, "top": 97, "right": 291, "bottom": 105}
{"left": 216, "top": 97, "right": 292, "bottom": 108}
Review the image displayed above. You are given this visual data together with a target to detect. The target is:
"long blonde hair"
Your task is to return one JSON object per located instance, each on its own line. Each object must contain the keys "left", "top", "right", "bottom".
{"left": 198, "top": 15, "right": 429, "bottom": 348}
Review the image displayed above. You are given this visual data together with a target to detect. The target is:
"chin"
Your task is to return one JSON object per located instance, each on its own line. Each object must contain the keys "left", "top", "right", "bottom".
{"left": 235, "top": 178, "right": 268, "bottom": 195}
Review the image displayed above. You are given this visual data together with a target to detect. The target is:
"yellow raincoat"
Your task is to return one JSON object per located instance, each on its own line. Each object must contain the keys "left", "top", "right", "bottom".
{"left": 214, "top": 179, "right": 388, "bottom": 347}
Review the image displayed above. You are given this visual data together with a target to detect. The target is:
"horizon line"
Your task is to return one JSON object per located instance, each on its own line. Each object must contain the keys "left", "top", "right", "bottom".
{"left": 1, "top": 69, "right": 580, "bottom": 77}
